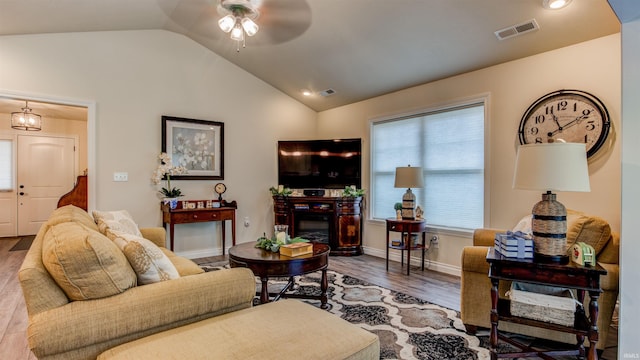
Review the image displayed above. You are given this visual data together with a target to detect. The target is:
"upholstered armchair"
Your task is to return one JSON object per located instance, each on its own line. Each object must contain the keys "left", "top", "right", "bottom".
{"left": 460, "top": 210, "right": 619, "bottom": 351}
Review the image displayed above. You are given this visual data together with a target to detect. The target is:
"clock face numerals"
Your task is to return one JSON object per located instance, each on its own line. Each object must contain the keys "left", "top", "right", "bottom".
{"left": 518, "top": 90, "right": 611, "bottom": 158}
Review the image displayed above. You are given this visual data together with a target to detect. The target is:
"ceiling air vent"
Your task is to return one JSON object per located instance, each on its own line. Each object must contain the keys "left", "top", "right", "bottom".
{"left": 495, "top": 19, "right": 539, "bottom": 41}
{"left": 320, "top": 88, "right": 336, "bottom": 97}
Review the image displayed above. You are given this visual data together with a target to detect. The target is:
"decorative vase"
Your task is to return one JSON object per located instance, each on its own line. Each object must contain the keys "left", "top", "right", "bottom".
{"left": 396, "top": 209, "right": 402, "bottom": 219}
{"left": 164, "top": 197, "right": 178, "bottom": 210}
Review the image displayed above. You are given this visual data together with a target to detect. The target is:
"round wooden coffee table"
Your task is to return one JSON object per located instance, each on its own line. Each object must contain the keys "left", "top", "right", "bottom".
{"left": 228, "top": 242, "right": 330, "bottom": 309}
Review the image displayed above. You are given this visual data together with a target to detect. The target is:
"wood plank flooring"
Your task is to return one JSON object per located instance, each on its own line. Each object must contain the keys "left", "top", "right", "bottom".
{"left": 1, "top": 238, "right": 617, "bottom": 359}
{"left": 0, "top": 237, "right": 37, "bottom": 360}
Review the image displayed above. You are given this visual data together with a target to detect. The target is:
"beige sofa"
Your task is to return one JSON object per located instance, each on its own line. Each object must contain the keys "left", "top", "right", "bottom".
{"left": 20, "top": 205, "right": 380, "bottom": 360}
{"left": 460, "top": 210, "right": 619, "bottom": 351}
{"left": 19, "top": 205, "right": 257, "bottom": 360}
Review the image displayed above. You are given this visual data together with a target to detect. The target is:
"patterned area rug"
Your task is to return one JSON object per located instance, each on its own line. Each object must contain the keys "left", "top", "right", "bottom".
{"left": 200, "top": 262, "right": 490, "bottom": 360}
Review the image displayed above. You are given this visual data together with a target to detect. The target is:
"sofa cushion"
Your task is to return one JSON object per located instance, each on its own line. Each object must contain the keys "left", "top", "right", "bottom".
{"left": 47, "top": 205, "right": 99, "bottom": 231}
{"left": 93, "top": 209, "right": 143, "bottom": 237}
{"left": 106, "top": 230, "right": 180, "bottom": 284}
{"left": 566, "top": 210, "right": 612, "bottom": 254}
{"left": 160, "top": 248, "right": 205, "bottom": 276}
{"left": 42, "top": 222, "right": 137, "bottom": 300}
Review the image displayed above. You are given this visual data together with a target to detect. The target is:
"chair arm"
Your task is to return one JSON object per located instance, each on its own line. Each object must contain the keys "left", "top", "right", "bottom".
{"left": 473, "top": 228, "right": 505, "bottom": 247}
{"left": 27, "top": 267, "right": 256, "bottom": 358}
{"left": 140, "top": 227, "right": 167, "bottom": 248}
{"left": 461, "top": 246, "right": 491, "bottom": 274}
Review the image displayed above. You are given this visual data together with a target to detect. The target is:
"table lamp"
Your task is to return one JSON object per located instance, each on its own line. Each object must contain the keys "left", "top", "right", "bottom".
{"left": 512, "top": 143, "right": 590, "bottom": 263}
{"left": 394, "top": 165, "right": 424, "bottom": 220}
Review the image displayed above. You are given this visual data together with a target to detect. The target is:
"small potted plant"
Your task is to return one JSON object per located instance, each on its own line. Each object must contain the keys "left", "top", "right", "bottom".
{"left": 269, "top": 185, "right": 293, "bottom": 197}
{"left": 394, "top": 202, "right": 403, "bottom": 219}
{"left": 342, "top": 185, "right": 365, "bottom": 197}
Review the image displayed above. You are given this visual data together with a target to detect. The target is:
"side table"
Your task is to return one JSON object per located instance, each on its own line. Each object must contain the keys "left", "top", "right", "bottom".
{"left": 486, "top": 248, "right": 607, "bottom": 360}
{"left": 385, "top": 218, "right": 427, "bottom": 275}
{"left": 161, "top": 200, "right": 237, "bottom": 254}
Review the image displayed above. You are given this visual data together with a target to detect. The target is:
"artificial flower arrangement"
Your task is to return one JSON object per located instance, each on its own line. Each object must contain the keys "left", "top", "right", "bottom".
{"left": 151, "top": 152, "right": 188, "bottom": 198}
{"left": 255, "top": 233, "right": 309, "bottom": 252}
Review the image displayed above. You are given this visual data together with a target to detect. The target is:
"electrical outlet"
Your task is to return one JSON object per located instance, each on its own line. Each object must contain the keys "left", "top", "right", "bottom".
{"left": 113, "top": 172, "right": 128, "bottom": 182}
{"left": 430, "top": 235, "right": 439, "bottom": 249}
{"left": 244, "top": 217, "right": 250, "bottom": 227}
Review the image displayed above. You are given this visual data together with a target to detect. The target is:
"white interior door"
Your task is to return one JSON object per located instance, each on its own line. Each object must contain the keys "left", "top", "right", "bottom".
{"left": 17, "top": 135, "right": 75, "bottom": 235}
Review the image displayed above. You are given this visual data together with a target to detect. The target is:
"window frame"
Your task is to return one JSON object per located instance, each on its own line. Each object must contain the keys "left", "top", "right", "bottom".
{"left": 368, "top": 95, "right": 491, "bottom": 233}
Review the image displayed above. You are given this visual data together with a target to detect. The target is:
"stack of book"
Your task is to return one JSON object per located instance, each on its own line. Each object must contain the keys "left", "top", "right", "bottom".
{"left": 494, "top": 231, "right": 533, "bottom": 259}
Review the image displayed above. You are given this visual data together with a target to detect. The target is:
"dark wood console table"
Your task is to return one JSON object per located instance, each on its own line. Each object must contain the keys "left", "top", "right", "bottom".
{"left": 273, "top": 196, "right": 363, "bottom": 256}
{"left": 486, "top": 248, "right": 606, "bottom": 360}
{"left": 161, "top": 200, "right": 237, "bottom": 254}
{"left": 385, "top": 218, "right": 427, "bottom": 275}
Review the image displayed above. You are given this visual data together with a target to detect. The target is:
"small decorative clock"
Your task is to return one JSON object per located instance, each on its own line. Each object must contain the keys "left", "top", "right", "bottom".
{"left": 214, "top": 182, "right": 226, "bottom": 202}
{"left": 518, "top": 89, "right": 611, "bottom": 158}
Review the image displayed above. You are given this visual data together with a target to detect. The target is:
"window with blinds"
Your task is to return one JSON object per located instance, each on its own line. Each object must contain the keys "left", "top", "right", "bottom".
{"left": 0, "top": 139, "right": 13, "bottom": 191}
{"left": 370, "top": 102, "right": 485, "bottom": 230}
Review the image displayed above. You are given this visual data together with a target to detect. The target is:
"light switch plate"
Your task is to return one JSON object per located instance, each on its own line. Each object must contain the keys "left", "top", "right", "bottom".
{"left": 113, "top": 172, "right": 128, "bottom": 182}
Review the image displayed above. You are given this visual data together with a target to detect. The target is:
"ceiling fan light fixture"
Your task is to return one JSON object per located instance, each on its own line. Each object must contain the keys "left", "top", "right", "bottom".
{"left": 11, "top": 101, "right": 42, "bottom": 131}
{"left": 241, "top": 17, "right": 258, "bottom": 36}
{"left": 218, "top": 15, "right": 236, "bottom": 32}
{"left": 230, "top": 23, "right": 245, "bottom": 41}
{"left": 542, "top": 0, "right": 572, "bottom": 10}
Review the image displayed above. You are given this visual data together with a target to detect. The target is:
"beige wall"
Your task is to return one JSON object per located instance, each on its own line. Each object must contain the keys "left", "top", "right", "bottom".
{"left": 0, "top": 30, "right": 317, "bottom": 258}
{"left": 317, "top": 34, "right": 621, "bottom": 275}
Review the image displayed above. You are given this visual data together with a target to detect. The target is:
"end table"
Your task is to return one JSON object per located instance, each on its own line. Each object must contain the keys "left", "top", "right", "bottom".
{"left": 486, "top": 248, "right": 606, "bottom": 360}
{"left": 385, "top": 218, "right": 427, "bottom": 275}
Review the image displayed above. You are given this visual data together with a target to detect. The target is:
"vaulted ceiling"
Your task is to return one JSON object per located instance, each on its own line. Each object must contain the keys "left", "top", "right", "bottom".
{"left": 0, "top": 0, "right": 620, "bottom": 118}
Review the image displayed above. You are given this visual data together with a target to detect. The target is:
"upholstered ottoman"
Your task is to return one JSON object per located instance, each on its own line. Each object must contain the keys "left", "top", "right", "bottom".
{"left": 98, "top": 299, "right": 380, "bottom": 360}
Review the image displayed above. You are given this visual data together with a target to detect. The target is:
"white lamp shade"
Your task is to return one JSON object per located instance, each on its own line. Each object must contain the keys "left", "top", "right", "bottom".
{"left": 513, "top": 143, "right": 590, "bottom": 192}
{"left": 394, "top": 166, "right": 424, "bottom": 188}
{"left": 230, "top": 24, "right": 244, "bottom": 41}
{"left": 218, "top": 15, "right": 236, "bottom": 33}
{"left": 241, "top": 17, "right": 259, "bottom": 36}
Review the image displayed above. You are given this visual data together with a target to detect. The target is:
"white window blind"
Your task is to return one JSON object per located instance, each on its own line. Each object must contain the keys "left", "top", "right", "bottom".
{"left": 0, "top": 139, "right": 13, "bottom": 191}
{"left": 371, "top": 102, "right": 485, "bottom": 230}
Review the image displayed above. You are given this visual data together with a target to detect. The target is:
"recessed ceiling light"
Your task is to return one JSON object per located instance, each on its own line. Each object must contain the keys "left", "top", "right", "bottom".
{"left": 542, "top": 0, "right": 572, "bottom": 10}
{"left": 302, "top": 90, "right": 313, "bottom": 96}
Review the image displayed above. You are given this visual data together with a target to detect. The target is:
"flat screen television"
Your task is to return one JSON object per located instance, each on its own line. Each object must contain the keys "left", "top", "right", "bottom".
{"left": 278, "top": 138, "right": 361, "bottom": 189}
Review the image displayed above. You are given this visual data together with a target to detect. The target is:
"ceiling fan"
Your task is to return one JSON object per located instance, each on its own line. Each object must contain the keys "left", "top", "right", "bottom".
{"left": 159, "top": 0, "right": 311, "bottom": 47}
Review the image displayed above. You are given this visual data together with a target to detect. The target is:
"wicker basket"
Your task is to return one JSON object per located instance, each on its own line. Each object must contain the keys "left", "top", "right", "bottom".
{"left": 508, "top": 282, "right": 578, "bottom": 327}
{"left": 531, "top": 192, "right": 567, "bottom": 257}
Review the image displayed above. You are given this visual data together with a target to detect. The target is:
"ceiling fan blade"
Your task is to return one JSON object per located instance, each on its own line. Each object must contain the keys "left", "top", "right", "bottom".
{"left": 158, "top": 0, "right": 311, "bottom": 45}
{"left": 253, "top": 0, "right": 312, "bottom": 44}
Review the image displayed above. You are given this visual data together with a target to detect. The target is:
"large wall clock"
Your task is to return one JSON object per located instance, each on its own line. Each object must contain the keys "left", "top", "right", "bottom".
{"left": 518, "top": 89, "right": 611, "bottom": 158}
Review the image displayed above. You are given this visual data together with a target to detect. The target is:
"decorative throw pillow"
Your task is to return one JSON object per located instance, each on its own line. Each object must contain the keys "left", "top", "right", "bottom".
{"left": 106, "top": 229, "right": 180, "bottom": 285}
{"left": 93, "top": 210, "right": 143, "bottom": 237}
{"left": 42, "top": 222, "right": 137, "bottom": 301}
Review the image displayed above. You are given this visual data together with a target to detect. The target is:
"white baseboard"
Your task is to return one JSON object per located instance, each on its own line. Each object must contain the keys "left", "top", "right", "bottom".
{"left": 175, "top": 246, "right": 461, "bottom": 278}
{"left": 362, "top": 246, "right": 461, "bottom": 277}
{"left": 175, "top": 248, "right": 224, "bottom": 259}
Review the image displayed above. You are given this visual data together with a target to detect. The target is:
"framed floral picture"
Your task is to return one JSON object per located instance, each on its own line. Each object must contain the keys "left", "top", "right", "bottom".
{"left": 161, "top": 116, "right": 224, "bottom": 180}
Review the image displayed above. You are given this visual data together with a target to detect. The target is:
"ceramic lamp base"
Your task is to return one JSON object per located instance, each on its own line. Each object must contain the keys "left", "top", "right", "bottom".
{"left": 401, "top": 188, "right": 416, "bottom": 220}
